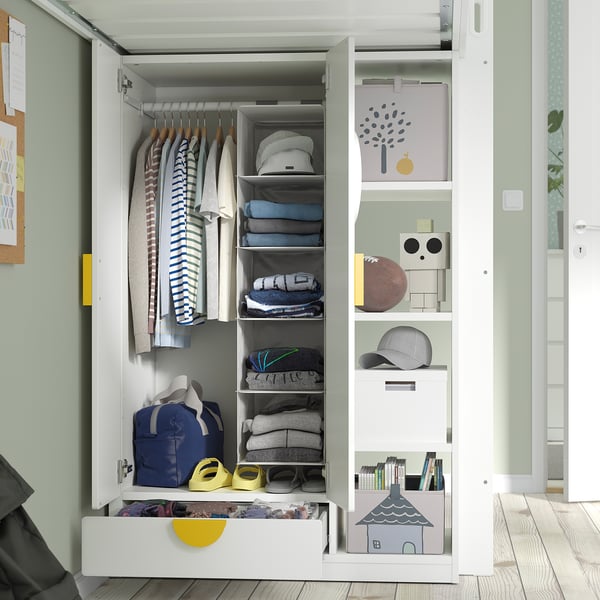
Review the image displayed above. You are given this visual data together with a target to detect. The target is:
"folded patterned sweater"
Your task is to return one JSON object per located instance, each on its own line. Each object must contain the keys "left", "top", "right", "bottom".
{"left": 246, "top": 347, "right": 324, "bottom": 374}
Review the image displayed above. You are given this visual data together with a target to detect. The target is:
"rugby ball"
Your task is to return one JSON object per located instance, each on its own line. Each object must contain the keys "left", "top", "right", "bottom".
{"left": 357, "top": 255, "right": 407, "bottom": 312}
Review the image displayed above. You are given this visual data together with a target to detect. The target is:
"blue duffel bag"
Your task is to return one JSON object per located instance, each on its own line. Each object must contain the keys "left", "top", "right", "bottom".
{"left": 134, "top": 376, "right": 224, "bottom": 487}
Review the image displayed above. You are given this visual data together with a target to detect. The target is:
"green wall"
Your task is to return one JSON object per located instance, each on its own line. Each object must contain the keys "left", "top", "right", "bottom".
{"left": 494, "top": 0, "right": 533, "bottom": 475}
{"left": 0, "top": 0, "right": 92, "bottom": 574}
{"left": 0, "top": 0, "right": 535, "bottom": 578}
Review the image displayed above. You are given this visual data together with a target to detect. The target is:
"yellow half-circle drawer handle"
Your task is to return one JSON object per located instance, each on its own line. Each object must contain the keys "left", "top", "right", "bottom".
{"left": 172, "top": 519, "right": 227, "bottom": 547}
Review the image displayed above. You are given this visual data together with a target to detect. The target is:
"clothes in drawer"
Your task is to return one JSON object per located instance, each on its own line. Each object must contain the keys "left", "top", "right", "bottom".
{"left": 82, "top": 509, "right": 328, "bottom": 579}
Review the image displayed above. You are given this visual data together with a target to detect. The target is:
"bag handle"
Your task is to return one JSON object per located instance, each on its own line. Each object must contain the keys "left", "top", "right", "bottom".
{"left": 152, "top": 376, "right": 216, "bottom": 435}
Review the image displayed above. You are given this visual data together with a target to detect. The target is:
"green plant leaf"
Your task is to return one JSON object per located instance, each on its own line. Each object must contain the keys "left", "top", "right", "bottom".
{"left": 548, "top": 109, "right": 564, "bottom": 133}
{"left": 548, "top": 163, "right": 562, "bottom": 174}
{"left": 548, "top": 174, "right": 564, "bottom": 194}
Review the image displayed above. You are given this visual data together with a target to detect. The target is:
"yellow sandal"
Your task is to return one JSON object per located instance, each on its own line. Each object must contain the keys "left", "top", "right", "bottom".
{"left": 188, "top": 458, "right": 232, "bottom": 491}
{"left": 231, "top": 464, "right": 266, "bottom": 491}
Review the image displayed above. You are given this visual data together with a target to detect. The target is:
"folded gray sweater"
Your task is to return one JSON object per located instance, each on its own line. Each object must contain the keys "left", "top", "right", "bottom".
{"left": 244, "top": 410, "right": 322, "bottom": 435}
{"left": 246, "top": 430, "right": 323, "bottom": 451}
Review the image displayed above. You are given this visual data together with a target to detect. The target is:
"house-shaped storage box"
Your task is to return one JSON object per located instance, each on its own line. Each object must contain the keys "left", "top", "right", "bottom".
{"left": 347, "top": 480, "right": 445, "bottom": 555}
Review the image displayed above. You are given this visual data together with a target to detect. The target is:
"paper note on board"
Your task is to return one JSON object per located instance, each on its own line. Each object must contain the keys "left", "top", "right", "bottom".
{"left": 1, "top": 43, "right": 14, "bottom": 116}
{"left": 8, "top": 17, "right": 25, "bottom": 113}
{"left": 0, "top": 121, "right": 17, "bottom": 245}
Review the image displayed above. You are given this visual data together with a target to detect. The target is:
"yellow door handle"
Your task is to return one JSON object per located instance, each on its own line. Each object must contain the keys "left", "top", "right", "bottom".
{"left": 82, "top": 254, "right": 92, "bottom": 306}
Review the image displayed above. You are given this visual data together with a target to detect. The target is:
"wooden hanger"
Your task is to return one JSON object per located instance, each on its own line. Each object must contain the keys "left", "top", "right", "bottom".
{"left": 193, "top": 109, "right": 201, "bottom": 140}
{"left": 168, "top": 110, "right": 176, "bottom": 141}
{"left": 184, "top": 112, "right": 192, "bottom": 141}
{"left": 215, "top": 103, "right": 224, "bottom": 146}
{"left": 148, "top": 113, "right": 158, "bottom": 140}
{"left": 158, "top": 111, "right": 169, "bottom": 142}
{"left": 201, "top": 105, "right": 208, "bottom": 140}
{"left": 176, "top": 111, "right": 184, "bottom": 138}
{"left": 228, "top": 102, "right": 236, "bottom": 143}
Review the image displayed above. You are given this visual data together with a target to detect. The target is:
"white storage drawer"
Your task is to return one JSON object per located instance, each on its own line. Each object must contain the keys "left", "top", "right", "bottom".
{"left": 82, "top": 510, "right": 328, "bottom": 579}
{"left": 355, "top": 367, "right": 447, "bottom": 447}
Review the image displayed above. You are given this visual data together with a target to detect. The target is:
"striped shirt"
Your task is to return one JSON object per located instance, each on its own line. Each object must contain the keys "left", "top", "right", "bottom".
{"left": 144, "top": 134, "right": 165, "bottom": 334}
{"left": 169, "top": 137, "right": 204, "bottom": 326}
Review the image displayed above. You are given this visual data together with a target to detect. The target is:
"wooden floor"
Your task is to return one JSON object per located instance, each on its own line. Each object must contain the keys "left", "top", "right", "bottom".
{"left": 86, "top": 493, "right": 600, "bottom": 600}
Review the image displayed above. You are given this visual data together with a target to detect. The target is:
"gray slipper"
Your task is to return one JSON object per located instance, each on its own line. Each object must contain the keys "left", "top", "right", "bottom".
{"left": 265, "top": 466, "right": 301, "bottom": 493}
{"left": 301, "top": 466, "right": 325, "bottom": 493}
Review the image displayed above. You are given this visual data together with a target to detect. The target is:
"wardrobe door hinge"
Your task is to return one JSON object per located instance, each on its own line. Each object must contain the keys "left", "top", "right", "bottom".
{"left": 118, "top": 458, "right": 132, "bottom": 483}
{"left": 117, "top": 69, "right": 133, "bottom": 95}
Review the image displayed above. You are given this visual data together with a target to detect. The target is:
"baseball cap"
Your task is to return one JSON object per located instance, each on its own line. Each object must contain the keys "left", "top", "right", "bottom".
{"left": 256, "top": 130, "right": 315, "bottom": 175}
{"left": 359, "top": 326, "right": 432, "bottom": 370}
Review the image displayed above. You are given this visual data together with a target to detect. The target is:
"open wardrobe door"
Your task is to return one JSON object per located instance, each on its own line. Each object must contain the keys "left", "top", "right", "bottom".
{"left": 324, "top": 37, "right": 356, "bottom": 512}
{"left": 90, "top": 40, "right": 127, "bottom": 509}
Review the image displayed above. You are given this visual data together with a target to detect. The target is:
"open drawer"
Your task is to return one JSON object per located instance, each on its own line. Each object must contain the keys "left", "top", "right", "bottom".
{"left": 82, "top": 509, "right": 328, "bottom": 579}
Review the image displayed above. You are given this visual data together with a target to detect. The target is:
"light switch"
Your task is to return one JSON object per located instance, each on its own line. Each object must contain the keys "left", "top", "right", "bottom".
{"left": 502, "top": 189, "right": 524, "bottom": 211}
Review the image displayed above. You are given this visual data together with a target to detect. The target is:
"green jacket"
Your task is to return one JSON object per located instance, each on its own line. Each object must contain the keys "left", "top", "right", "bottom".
{"left": 0, "top": 455, "right": 80, "bottom": 599}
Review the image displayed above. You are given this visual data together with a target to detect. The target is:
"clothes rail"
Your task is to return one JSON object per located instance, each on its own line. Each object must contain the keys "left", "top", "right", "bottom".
{"left": 141, "top": 101, "right": 254, "bottom": 114}
{"left": 122, "top": 95, "right": 315, "bottom": 119}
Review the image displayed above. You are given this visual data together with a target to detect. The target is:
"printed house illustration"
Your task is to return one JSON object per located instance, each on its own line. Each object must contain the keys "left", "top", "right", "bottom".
{"left": 355, "top": 484, "right": 433, "bottom": 554}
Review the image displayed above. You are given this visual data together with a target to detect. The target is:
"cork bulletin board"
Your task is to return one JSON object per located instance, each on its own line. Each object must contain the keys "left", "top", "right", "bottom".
{"left": 0, "top": 9, "right": 25, "bottom": 264}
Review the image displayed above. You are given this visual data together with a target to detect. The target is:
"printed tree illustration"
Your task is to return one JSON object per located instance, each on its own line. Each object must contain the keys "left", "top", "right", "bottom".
{"left": 357, "top": 102, "right": 411, "bottom": 174}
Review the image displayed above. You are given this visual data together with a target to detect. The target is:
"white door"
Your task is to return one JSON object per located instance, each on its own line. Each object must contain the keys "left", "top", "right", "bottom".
{"left": 564, "top": 0, "right": 600, "bottom": 502}
{"left": 324, "top": 37, "right": 357, "bottom": 512}
{"left": 91, "top": 40, "right": 128, "bottom": 509}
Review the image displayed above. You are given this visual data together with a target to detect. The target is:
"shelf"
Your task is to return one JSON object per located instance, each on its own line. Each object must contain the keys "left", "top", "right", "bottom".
{"left": 354, "top": 311, "right": 452, "bottom": 322}
{"left": 354, "top": 440, "right": 452, "bottom": 453}
{"left": 122, "top": 485, "right": 329, "bottom": 504}
{"left": 362, "top": 181, "right": 451, "bottom": 192}
{"left": 355, "top": 50, "right": 453, "bottom": 65}
{"left": 324, "top": 547, "right": 453, "bottom": 566}
{"left": 360, "top": 182, "right": 451, "bottom": 203}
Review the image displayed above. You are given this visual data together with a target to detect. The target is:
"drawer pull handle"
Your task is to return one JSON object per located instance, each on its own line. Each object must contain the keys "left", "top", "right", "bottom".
{"left": 172, "top": 519, "right": 227, "bottom": 547}
{"left": 385, "top": 381, "right": 416, "bottom": 392}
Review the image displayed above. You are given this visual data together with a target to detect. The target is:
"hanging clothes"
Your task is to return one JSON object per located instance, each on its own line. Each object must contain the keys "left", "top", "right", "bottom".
{"left": 127, "top": 105, "right": 238, "bottom": 352}
{"left": 184, "top": 134, "right": 206, "bottom": 322}
{"left": 128, "top": 134, "right": 154, "bottom": 354}
{"left": 154, "top": 129, "right": 191, "bottom": 348}
{"left": 145, "top": 131, "right": 166, "bottom": 335}
{"left": 193, "top": 135, "right": 208, "bottom": 316}
{"left": 198, "top": 137, "right": 222, "bottom": 320}
{"left": 218, "top": 133, "right": 237, "bottom": 322}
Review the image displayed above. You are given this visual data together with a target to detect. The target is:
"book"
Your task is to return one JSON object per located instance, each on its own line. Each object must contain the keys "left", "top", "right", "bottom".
{"left": 419, "top": 452, "right": 436, "bottom": 490}
{"left": 434, "top": 458, "right": 444, "bottom": 491}
{"left": 357, "top": 456, "right": 407, "bottom": 491}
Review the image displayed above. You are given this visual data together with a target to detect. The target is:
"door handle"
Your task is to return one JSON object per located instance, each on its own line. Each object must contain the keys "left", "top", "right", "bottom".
{"left": 574, "top": 219, "right": 600, "bottom": 233}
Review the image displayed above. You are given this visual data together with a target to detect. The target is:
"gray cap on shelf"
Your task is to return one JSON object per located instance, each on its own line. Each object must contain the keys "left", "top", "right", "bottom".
{"left": 359, "top": 325, "right": 432, "bottom": 370}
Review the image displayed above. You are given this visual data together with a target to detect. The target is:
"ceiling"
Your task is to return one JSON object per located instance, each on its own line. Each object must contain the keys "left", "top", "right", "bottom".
{"left": 30, "top": 0, "right": 454, "bottom": 54}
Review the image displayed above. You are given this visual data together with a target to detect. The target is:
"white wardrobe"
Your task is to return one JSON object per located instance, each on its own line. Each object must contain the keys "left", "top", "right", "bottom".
{"left": 81, "top": 0, "right": 493, "bottom": 583}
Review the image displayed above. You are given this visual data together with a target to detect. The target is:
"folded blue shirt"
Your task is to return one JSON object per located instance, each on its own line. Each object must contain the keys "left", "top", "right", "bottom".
{"left": 242, "top": 232, "right": 322, "bottom": 247}
{"left": 248, "top": 288, "right": 323, "bottom": 306}
{"left": 243, "top": 200, "right": 324, "bottom": 221}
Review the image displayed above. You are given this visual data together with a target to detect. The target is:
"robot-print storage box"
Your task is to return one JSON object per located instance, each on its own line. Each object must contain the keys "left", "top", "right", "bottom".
{"left": 355, "top": 367, "right": 447, "bottom": 446}
{"left": 347, "top": 479, "right": 445, "bottom": 554}
{"left": 355, "top": 78, "right": 448, "bottom": 181}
